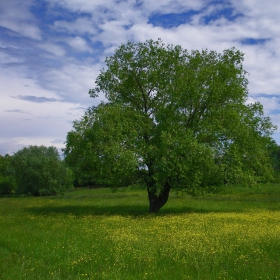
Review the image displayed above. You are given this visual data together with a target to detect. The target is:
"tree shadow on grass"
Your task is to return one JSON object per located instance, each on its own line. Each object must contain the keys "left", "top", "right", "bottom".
{"left": 25, "top": 203, "right": 246, "bottom": 218}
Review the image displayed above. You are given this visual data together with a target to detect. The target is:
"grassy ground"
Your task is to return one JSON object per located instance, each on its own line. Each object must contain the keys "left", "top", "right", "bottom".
{"left": 1, "top": 184, "right": 280, "bottom": 279}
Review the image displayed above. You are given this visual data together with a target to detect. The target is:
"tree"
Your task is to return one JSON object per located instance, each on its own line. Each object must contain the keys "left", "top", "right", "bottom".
{"left": 64, "top": 39, "right": 276, "bottom": 213}
{"left": 0, "top": 154, "right": 17, "bottom": 195}
{"left": 267, "top": 140, "right": 280, "bottom": 182}
{"left": 11, "top": 145, "right": 73, "bottom": 196}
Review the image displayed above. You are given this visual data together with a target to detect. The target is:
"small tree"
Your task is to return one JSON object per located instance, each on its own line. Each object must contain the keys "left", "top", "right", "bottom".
{"left": 11, "top": 146, "right": 73, "bottom": 196}
{"left": 267, "top": 140, "right": 280, "bottom": 182}
{"left": 0, "top": 154, "right": 17, "bottom": 195}
{"left": 64, "top": 39, "right": 276, "bottom": 212}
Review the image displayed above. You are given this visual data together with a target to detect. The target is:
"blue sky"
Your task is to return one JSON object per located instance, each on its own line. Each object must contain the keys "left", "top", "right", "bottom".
{"left": 1, "top": 0, "right": 280, "bottom": 155}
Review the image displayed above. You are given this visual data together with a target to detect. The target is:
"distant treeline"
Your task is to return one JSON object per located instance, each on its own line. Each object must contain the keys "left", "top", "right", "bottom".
{"left": 0, "top": 145, "right": 73, "bottom": 196}
{"left": 1, "top": 141, "right": 280, "bottom": 196}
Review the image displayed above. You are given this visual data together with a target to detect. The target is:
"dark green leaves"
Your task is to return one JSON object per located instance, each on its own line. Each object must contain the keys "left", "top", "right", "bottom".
{"left": 11, "top": 146, "right": 73, "bottom": 196}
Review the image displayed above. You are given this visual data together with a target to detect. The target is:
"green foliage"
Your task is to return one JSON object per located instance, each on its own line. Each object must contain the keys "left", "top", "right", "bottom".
{"left": 0, "top": 154, "right": 12, "bottom": 176}
{"left": 0, "top": 175, "right": 17, "bottom": 195}
{"left": 11, "top": 145, "right": 74, "bottom": 196}
{"left": 64, "top": 39, "right": 276, "bottom": 212}
{"left": 0, "top": 154, "right": 17, "bottom": 194}
{"left": 267, "top": 140, "right": 280, "bottom": 182}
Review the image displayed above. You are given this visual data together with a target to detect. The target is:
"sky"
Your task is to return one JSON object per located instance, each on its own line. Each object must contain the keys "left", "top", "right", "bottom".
{"left": 1, "top": 0, "right": 280, "bottom": 155}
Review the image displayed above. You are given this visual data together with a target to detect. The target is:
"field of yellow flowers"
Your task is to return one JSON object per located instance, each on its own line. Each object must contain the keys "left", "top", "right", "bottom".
{"left": 1, "top": 185, "right": 280, "bottom": 279}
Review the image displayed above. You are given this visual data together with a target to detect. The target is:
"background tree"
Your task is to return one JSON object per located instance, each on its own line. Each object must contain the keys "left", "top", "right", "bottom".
{"left": 64, "top": 39, "right": 276, "bottom": 213}
{"left": 11, "top": 145, "right": 73, "bottom": 196}
{"left": 267, "top": 140, "right": 280, "bottom": 182}
{"left": 0, "top": 154, "right": 17, "bottom": 195}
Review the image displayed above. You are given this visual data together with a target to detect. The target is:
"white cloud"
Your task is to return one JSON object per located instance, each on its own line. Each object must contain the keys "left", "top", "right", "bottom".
{"left": 53, "top": 17, "right": 98, "bottom": 35}
{"left": 94, "top": 21, "right": 134, "bottom": 48}
{"left": 0, "top": 0, "right": 42, "bottom": 40}
{"left": 37, "top": 42, "right": 65, "bottom": 57}
{"left": 47, "top": 0, "right": 116, "bottom": 14}
{"left": 0, "top": 69, "right": 86, "bottom": 155}
{"left": 37, "top": 43, "right": 66, "bottom": 57}
{"left": 238, "top": 45, "right": 280, "bottom": 95}
{"left": 232, "top": 0, "right": 280, "bottom": 37}
{"left": 0, "top": 51, "right": 23, "bottom": 64}
{"left": 38, "top": 64, "right": 100, "bottom": 103}
{"left": 140, "top": 0, "right": 205, "bottom": 14}
{"left": 0, "top": 139, "right": 26, "bottom": 156}
{"left": 66, "top": 36, "right": 92, "bottom": 52}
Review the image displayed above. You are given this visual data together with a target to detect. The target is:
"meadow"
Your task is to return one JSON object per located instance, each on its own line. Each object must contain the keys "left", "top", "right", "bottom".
{"left": 1, "top": 184, "right": 280, "bottom": 279}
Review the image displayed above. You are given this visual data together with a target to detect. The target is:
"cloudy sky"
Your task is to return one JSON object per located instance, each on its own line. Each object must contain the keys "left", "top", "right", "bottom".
{"left": 1, "top": 0, "right": 280, "bottom": 155}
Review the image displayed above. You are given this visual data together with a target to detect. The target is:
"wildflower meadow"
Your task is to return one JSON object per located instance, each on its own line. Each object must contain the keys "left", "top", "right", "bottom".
{"left": 1, "top": 185, "right": 280, "bottom": 279}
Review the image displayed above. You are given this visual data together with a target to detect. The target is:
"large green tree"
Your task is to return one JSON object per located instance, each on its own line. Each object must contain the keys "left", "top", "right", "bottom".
{"left": 11, "top": 145, "right": 73, "bottom": 196}
{"left": 64, "top": 39, "right": 276, "bottom": 212}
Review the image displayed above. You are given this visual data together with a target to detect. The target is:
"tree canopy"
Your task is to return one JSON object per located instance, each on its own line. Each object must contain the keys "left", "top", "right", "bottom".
{"left": 0, "top": 154, "right": 16, "bottom": 195}
{"left": 11, "top": 145, "right": 73, "bottom": 196}
{"left": 64, "top": 39, "right": 276, "bottom": 212}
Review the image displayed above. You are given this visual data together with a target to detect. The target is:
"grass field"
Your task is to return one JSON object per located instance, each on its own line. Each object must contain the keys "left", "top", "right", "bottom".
{"left": 1, "top": 184, "right": 280, "bottom": 279}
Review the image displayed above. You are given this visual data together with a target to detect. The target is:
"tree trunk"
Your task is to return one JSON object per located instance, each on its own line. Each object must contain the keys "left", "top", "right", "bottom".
{"left": 148, "top": 182, "right": 171, "bottom": 213}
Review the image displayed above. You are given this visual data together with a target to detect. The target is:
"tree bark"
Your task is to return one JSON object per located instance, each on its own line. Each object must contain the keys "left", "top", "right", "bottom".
{"left": 148, "top": 182, "right": 171, "bottom": 213}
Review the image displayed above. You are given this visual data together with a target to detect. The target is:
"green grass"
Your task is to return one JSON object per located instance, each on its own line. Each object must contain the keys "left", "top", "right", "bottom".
{"left": 1, "top": 184, "right": 280, "bottom": 279}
